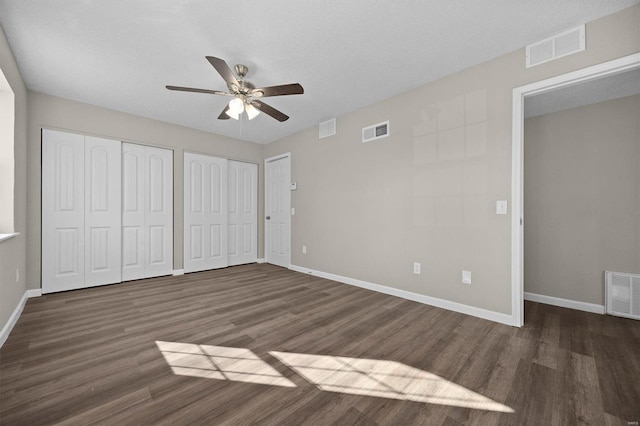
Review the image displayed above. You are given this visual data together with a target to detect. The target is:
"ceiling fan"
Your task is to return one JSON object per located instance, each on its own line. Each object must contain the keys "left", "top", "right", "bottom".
{"left": 166, "top": 56, "right": 304, "bottom": 122}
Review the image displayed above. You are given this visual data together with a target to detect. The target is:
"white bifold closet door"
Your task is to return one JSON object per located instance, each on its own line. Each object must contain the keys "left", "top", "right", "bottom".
{"left": 184, "top": 152, "right": 228, "bottom": 273}
{"left": 42, "top": 129, "right": 122, "bottom": 293}
{"left": 184, "top": 154, "right": 258, "bottom": 273}
{"left": 122, "top": 143, "right": 173, "bottom": 281}
{"left": 228, "top": 160, "right": 258, "bottom": 266}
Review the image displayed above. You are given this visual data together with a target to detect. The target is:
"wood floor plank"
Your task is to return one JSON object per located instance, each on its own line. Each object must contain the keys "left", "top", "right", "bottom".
{"left": 2, "top": 263, "right": 639, "bottom": 425}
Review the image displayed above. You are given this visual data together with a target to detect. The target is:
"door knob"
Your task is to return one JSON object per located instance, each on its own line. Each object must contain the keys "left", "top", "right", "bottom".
{"left": 266, "top": 216, "right": 271, "bottom": 220}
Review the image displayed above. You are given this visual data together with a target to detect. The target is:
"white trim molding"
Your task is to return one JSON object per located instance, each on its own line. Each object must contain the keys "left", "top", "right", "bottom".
{"left": 290, "top": 264, "right": 515, "bottom": 326}
{"left": 0, "top": 232, "right": 20, "bottom": 243}
{"left": 172, "top": 269, "right": 185, "bottom": 276}
{"left": 256, "top": 258, "right": 265, "bottom": 264}
{"left": 524, "top": 292, "right": 605, "bottom": 315}
{"left": 511, "top": 53, "right": 640, "bottom": 328}
{"left": 0, "top": 289, "right": 41, "bottom": 348}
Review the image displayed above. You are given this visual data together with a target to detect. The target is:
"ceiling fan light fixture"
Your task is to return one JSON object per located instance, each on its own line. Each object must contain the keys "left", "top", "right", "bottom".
{"left": 225, "top": 108, "right": 240, "bottom": 120}
{"left": 245, "top": 103, "right": 260, "bottom": 120}
{"left": 229, "top": 97, "right": 245, "bottom": 114}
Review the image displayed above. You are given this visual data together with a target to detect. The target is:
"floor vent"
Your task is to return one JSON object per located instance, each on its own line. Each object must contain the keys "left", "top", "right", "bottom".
{"left": 319, "top": 118, "right": 336, "bottom": 139}
{"left": 362, "top": 121, "right": 389, "bottom": 143}
{"left": 526, "top": 25, "right": 585, "bottom": 68}
{"left": 605, "top": 271, "right": 640, "bottom": 320}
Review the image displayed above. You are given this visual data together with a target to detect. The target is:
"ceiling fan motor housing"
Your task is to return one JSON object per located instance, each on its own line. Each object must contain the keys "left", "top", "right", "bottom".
{"left": 230, "top": 64, "right": 256, "bottom": 95}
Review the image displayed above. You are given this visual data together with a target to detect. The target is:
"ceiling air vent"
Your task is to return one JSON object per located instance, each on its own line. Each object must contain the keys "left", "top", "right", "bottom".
{"left": 362, "top": 121, "right": 389, "bottom": 143}
{"left": 319, "top": 118, "right": 336, "bottom": 139}
{"left": 526, "top": 25, "right": 585, "bottom": 68}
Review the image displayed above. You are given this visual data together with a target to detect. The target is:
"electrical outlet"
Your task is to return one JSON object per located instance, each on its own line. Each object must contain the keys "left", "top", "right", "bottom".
{"left": 462, "top": 270, "right": 472, "bottom": 284}
{"left": 15, "top": 268, "right": 19, "bottom": 283}
{"left": 302, "top": 245, "right": 307, "bottom": 254}
{"left": 413, "top": 262, "right": 421, "bottom": 275}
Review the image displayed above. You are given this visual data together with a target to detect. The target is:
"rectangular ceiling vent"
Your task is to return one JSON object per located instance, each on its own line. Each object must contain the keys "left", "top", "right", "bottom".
{"left": 526, "top": 25, "right": 585, "bottom": 68}
{"left": 319, "top": 118, "right": 336, "bottom": 139}
{"left": 605, "top": 271, "right": 640, "bottom": 320}
{"left": 362, "top": 121, "right": 390, "bottom": 143}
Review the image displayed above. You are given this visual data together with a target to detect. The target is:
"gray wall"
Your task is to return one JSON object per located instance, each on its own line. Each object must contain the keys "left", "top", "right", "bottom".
{"left": 26, "top": 92, "right": 265, "bottom": 290}
{"left": 0, "top": 23, "right": 28, "bottom": 329}
{"left": 264, "top": 5, "right": 640, "bottom": 315}
{"left": 524, "top": 95, "right": 640, "bottom": 305}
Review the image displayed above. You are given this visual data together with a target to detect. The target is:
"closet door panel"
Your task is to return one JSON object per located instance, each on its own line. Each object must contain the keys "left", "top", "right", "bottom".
{"left": 184, "top": 153, "right": 228, "bottom": 273}
{"left": 122, "top": 143, "right": 173, "bottom": 280}
{"left": 122, "top": 143, "right": 146, "bottom": 281}
{"left": 145, "top": 147, "right": 173, "bottom": 277}
{"left": 228, "top": 161, "right": 258, "bottom": 266}
{"left": 42, "top": 130, "right": 86, "bottom": 294}
{"left": 84, "top": 136, "right": 122, "bottom": 287}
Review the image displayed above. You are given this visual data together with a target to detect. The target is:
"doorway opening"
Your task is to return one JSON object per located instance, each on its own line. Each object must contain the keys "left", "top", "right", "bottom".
{"left": 511, "top": 53, "right": 640, "bottom": 326}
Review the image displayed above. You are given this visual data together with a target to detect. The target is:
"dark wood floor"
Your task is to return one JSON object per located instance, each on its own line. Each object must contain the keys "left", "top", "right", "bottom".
{"left": 1, "top": 263, "right": 639, "bottom": 425}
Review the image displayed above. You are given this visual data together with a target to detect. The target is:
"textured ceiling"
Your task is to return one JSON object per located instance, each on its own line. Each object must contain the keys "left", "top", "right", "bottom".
{"left": 0, "top": 0, "right": 637, "bottom": 144}
{"left": 525, "top": 69, "right": 640, "bottom": 118}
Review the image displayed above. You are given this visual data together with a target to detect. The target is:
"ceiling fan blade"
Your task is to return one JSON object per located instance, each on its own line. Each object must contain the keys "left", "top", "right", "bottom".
{"left": 218, "top": 105, "right": 231, "bottom": 120}
{"left": 250, "top": 100, "right": 289, "bottom": 122}
{"left": 206, "top": 56, "right": 240, "bottom": 88}
{"left": 251, "top": 83, "right": 304, "bottom": 98}
{"left": 166, "top": 85, "right": 229, "bottom": 96}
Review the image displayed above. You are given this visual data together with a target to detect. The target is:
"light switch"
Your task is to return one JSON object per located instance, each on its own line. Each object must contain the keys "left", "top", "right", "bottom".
{"left": 496, "top": 200, "right": 508, "bottom": 215}
{"left": 291, "top": 207, "right": 295, "bottom": 215}
{"left": 290, "top": 182, "right": 297, "bottom": 190}
{"left": 462, "top": 270, "right": 472, "bottom": 284}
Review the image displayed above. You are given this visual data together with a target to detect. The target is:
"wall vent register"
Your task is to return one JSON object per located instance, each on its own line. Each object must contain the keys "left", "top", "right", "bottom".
{"left": 526, "top": 25, "right": 585, "bottom": 68}
{"left": 362, "top": 121, "right": 389, "bottom": 143}
{"left": 319, "top": 118, "right": 336, "bottom": 139}
{"left": 605, "top": 271, "right": 640, "bottom": 320}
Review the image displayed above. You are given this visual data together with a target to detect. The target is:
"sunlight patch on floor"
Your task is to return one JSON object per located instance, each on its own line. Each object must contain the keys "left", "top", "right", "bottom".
{"left": 155, "top": 341, "right": 512, "bottom": 413}
{"left": 155, "top": 341, "right": 296, "bottom": 387}
{"left": 269, "top": 351, "right": 514, "bottom": 413}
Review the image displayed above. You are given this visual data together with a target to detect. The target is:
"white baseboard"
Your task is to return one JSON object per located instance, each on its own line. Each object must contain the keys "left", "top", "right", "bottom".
{"left": 27, "top": 289, "right": 42, "bottom": 298}
{"left": 256, "top": 258, "right": 265, "bottom": 264}
{"left": 172, "top": 269, "right": 185, "bottom": 276}
{"left": 289, "top": 264, "right": 515, "bottom": 326}
{"left": 0, "top": 288, "right": 41, "bottom": 348}
{"left": 524, "top": 292, "right": 605, "bottom": 314}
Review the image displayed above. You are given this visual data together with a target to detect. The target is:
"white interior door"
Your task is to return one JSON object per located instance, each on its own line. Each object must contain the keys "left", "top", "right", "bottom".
{"left": 184, "top": 152, "right": 228, "bottom": 273}
{"left": 265, "top": 154, "right": 291, "bottom": 268}
{"left": 84, "top": 136, "right": 122, "bottom": 287}
{"left": 42, "top": 129, "right": 86, "bottom": 293}
{"left": 228, "top": 160, "right": 258, "bottom": 266}
{"left": 122, "top": 143, "right": 173, "bottom": 281}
